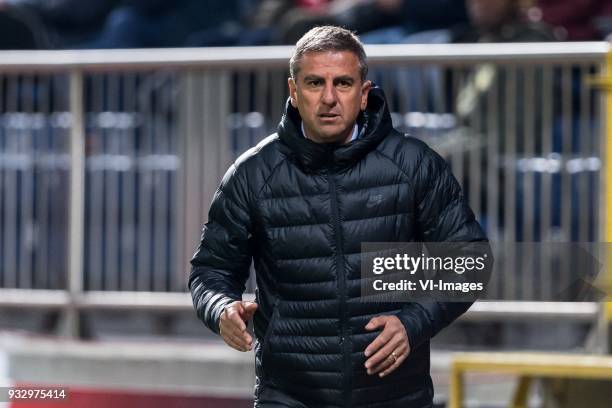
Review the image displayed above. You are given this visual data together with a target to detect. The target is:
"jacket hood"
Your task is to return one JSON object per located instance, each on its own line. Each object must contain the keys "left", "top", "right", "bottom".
{"left": 277, "top": 86, "right": 393, "bottom": 172}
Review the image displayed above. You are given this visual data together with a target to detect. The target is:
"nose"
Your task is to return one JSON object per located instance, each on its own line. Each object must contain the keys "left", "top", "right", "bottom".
{"left": 321, "top": 82, "right": 337, "bottom": 106}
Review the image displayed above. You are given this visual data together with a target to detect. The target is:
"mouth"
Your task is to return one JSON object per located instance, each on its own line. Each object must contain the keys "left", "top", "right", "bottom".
{"left": 318, "top": 113, "right": 340, "bottom": 120}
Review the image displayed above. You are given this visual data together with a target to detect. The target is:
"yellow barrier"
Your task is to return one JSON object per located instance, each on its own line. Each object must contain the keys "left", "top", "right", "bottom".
{"left": 448, "top": 352, "right": 612, "bottom": 408}
{"left": 606, "top": 52, "right": 612, "bottom": 313}
{"left": 589, "top": 50, "right": 612, "bottom": 321}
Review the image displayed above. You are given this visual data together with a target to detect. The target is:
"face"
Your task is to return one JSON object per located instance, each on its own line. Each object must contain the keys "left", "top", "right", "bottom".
{"left": 467, "top": 0, "right": 515, "bottom": 29}
{"left": 288, "top": 51, "right": 371, "bottom": 144}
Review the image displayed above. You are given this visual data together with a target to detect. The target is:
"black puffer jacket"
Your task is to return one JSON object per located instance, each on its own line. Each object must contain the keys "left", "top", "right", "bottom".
{"left": 189, "top": 87, "right": 488, "bottom": 407}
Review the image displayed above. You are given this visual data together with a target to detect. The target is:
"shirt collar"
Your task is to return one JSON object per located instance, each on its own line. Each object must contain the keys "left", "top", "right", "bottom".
{"left": 301, "top": 122, "right": 359, "bottom": 143}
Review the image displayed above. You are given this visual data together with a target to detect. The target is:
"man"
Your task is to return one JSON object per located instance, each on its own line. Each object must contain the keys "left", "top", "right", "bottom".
{"left": 0, "top": 0, "right": 119, "bottom": 48}
{"left": 453, "top": 0, "right": 554, "bottom": 43}
{"left": 536, "top": 0, "right": 612, "bottom": 41}
{"left": 189, "top": 26, "right": 488, "bottom": 407}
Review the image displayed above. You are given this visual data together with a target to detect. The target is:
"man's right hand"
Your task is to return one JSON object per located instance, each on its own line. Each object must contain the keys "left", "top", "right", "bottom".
{"left": 219, "top": 301, "right": 258, "bottom": 352}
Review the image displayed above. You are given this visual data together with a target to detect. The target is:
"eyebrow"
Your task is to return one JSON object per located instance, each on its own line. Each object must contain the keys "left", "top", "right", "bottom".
{"left": 303, "top": 75, "right": 323, "bottom": 82}
{"left": 333, "top": 75, "right": 355, "bottom": 84}
{"left": 302, "top": 75, "right": 356, "bottom": 83}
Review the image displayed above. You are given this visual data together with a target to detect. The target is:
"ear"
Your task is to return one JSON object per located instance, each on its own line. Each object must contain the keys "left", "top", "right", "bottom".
{"left": 360, "top": 80, "right": 371, "bottom": 111}
{"left": 288, "top": 77, "right": 298, "bottom": 108}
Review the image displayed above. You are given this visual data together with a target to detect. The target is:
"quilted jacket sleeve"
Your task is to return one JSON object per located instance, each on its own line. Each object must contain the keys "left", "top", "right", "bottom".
{"left": 398, "top": 145, "right": 491, "bottom": 350}
{"left": 188, "top": 163, "right": 254, "bottom": 335}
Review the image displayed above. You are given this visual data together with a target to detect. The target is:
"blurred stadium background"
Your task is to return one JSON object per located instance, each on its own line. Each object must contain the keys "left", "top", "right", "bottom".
{"left": 1, "top": 0, "right": 612, "bottom": 407}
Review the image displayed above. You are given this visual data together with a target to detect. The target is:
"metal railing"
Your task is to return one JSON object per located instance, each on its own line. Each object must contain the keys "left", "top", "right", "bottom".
{"left": 0, "top": 43, "right": 609, "bottom": 335}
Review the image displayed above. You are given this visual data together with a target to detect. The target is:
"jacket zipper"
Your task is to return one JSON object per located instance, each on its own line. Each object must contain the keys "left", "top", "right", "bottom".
{"left": 261, "top": 297, "right": 280, "bottom": 383}
{"left": 328, "top": 172, "right": 351, "bottom": 406}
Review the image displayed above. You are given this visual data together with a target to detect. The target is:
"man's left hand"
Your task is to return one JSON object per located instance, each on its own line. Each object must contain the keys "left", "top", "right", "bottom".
{"left": 363, "top": 315, "right": 410, "bottom": 377}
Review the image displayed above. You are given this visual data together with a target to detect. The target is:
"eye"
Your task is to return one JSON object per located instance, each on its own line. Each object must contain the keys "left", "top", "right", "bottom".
{"left": 337, "top": 80, "right": 352, "bottom": 89}
{"left": 307, "top": 79, "right": 323, "bottom": 87}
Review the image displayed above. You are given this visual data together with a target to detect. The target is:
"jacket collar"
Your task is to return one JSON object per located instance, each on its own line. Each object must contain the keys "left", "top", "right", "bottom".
{"left": 277, "top": 86, "right": 393, "bottom": 173}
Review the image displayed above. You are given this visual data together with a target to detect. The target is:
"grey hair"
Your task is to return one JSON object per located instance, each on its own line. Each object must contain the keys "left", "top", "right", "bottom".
{"left": 289, "top": 26, "right": 368, "bottom": 82}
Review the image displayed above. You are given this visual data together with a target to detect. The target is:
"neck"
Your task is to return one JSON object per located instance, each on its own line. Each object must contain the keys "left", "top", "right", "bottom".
{"left": 301, "top": 123, "right": 357, "bottom": 145}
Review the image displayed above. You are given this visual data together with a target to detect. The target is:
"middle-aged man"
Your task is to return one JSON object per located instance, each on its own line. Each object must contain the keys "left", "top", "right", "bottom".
{"left": 190, "top": 25, "right": 489, "bottom": 408}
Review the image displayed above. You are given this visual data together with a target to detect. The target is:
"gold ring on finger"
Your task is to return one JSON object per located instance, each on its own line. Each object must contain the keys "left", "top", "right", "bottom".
{"left": 391, "top": 351, "right": 398, "bottom": 362}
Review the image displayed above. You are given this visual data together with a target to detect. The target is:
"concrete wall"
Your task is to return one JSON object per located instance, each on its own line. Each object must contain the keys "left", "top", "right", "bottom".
{"left": 1, "top": 333, "right": 254, "bottom": 408}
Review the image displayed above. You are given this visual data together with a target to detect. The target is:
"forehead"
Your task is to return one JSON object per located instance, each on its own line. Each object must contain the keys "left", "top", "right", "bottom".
{"left": 296, "top": 51, "right": 361, "bottom": 79}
